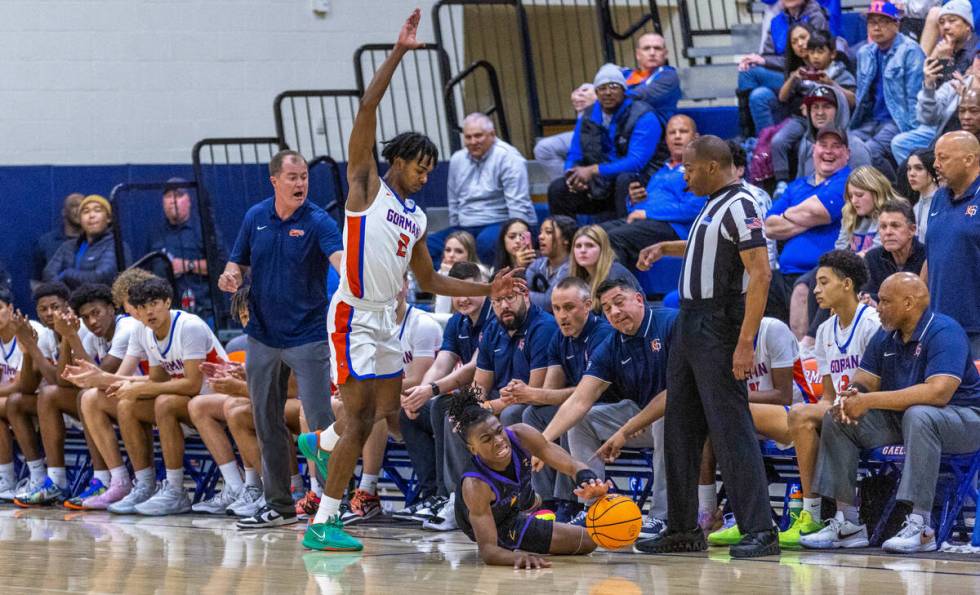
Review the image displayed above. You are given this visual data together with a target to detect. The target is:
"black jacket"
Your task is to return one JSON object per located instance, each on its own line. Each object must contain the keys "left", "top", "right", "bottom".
{"left": 43, "top": 230, "right": 131, "bottom": 289}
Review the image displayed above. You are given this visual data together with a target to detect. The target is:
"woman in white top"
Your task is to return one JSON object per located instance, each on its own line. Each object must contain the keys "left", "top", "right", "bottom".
{"left": 905, "top": 149, "right": 939, "bottom": 243}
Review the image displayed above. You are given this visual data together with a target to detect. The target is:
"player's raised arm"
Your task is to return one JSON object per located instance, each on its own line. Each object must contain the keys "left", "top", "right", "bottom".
{"left": 346, "top": 9, "right": 424, "bottom": 211}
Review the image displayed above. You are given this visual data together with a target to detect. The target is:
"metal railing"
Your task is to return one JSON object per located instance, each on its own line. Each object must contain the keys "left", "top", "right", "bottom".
{"left": 273, "top": 89, "right": 362, "bottom": 162}
{"left": 353, "top": 43, "right": 458, "bottom": 158}
{"left": 191, "top": 137, "right": 285, "bottom": 329}
{"left": 443, "top": 60, "right": 511, "bottom": 143}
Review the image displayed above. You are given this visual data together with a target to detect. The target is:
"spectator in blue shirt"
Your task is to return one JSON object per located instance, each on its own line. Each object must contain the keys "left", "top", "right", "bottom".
{"left": 495, "top": 276, "right": 620, "bottom": 520}
{"left": 603, "top": 114, "right": 707, "bottom": 269}
{"left": 426, "top": 113, "right": 535, "bottom": 266}
{"left": 398, "top": 262, "right": 491, "bottom": 520}
{"left": 149, "top": 178, "right": 226, "bottom": 321}
{"left": 43, "top": 195, "right": 131, "bottom": 290}
{"left": 32, "top": 193, "right": 82, "bottom": 291}
{"left": 548, "top": 64, "right": 664, "bottom": 221}
{"left": 541, "top": 278, "right": 676, "bottom": 532}
{"left": 765, "top": 126, "right": 850, "bottom": 323}
{"left": 805, "top": 273, "right": 980, "bottom": 554}
{"left": 220, "top": 150, "right": 343, "bottom": 524}
{"left": 849, "top": 2, "right": 925, "bottom": 181}
{"left": 475, "top": 282, "right": 558, "bottom": 424}
{"left": 622, "top": 33, "right": 682, "bottom": 117}
{"left": 924, "top": 131, "right": 980, "bottom": 357}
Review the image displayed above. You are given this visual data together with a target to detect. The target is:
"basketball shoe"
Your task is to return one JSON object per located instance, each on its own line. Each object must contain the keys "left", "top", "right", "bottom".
{"left": 298, "top": 432, "right": 331, "bottom": 483}
{"left": 297, "top": 491, "right": 321, "bottom": 520}
{"left": 778, "top": 510, "right": 824, "bottom": 548}
{"left": 14, "top": 477, "right": 66, "bottom": 507}
{"left": 64, "top": 478, "right": 107, "bottom": 510}
{"left": 341, "top": 489, "right": 382, "bottom": 525}
{"left": 799, "top": 512, "right": 869, "bottom": 549}
{"left": 303, "top": 515, "right": 363, "bottom": 551}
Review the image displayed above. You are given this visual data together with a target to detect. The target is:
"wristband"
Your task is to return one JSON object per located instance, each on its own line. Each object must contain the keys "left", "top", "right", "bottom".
{"left": 430, "top": 381, "right": 441, "bottom": 397}
{"left": 575, "top": 469, "right": 599, "bottom": 486}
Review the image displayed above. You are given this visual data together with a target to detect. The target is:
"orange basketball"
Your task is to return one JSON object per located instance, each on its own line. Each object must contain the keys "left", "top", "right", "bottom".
{"left": 585, "top": 494, "right": 643, "bottom": 549}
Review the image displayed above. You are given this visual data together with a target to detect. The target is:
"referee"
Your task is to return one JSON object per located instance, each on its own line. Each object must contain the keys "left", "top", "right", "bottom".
{"left": 633, "top": 136, "right": 778, "bottom": 558}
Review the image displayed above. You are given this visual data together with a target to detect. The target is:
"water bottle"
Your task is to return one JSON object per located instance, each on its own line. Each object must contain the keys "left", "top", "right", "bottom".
{"left": 788, "top": 481, "right": 803, "bottom": 517}
{"left": 181, "top": 288, "right": 196, "bottom": 312}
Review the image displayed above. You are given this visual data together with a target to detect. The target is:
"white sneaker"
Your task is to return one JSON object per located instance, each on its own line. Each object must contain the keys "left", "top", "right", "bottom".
{"left": 134, "top": 480, "right": 192, "bottom": 516}
{"left": 422, "top": 494, "right": 457, "bottom": 531}
{"left": 108, "top": 481, "right": 157, "bottom": 514}
{"left": 882, "top": 515, "right": 937, "bottom": 553}
{"left": 799, "top": 513, "right": 869, "bottom": 549}
{"left": 227, "top": 485, "right": 265, "bottom": 518}
{"left": 0, "top": 477, "right": 26, "bottom": 501}
{"left": 14, "top": 477, "right": 44, "bottom": 501}
{"left": 192, "top": 485, "right": 242, "bottom": 515}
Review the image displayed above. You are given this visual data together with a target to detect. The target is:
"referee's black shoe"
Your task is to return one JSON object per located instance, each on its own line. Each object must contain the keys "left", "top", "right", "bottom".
{"left": 633, "top": 527, "right": 706, "bottom": 554}
{"left": 730, "top": 527, "right": 780, "bottom": 558}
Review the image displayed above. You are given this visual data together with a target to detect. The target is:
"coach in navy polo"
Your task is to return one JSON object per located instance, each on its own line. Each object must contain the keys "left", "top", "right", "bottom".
{"left": 220, "top": 149, "right": 343, "bottom": 527}
{"left": 474, "top": 283, "right": 558, "bottom": 424}
{"left": 541, "top": 278, "right": 676, "bottom": 528}
{"left": 810, "top": 273, "right": 980, "bottom": 553}
{"left": 925, "top": 131, "right": 980, "bottom": 357}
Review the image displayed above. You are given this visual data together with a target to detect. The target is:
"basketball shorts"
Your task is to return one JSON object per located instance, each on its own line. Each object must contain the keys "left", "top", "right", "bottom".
{"left": 328, "top": 298, "right": 403, "bottom": 385}
{"left": 495, "top": 513, "right": 553, "bottom": 553}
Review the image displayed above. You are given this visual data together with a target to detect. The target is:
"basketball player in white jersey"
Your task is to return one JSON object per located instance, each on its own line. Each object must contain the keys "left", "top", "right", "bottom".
{"left": 792, "top": 250, "right": 880, "bottom": 548}
{"left": 0, "top": 287, "right": 30, "bottom": 499}
{"left": 97, "top": 277, "right": 227, "bottom": 516}
{"left": 297, "top": 9, "right": 523, "bottom": 551}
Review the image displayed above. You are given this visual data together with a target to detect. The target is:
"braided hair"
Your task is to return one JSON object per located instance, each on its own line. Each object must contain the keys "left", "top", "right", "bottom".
{"left": 381, "top": 132, "right": 438, "bottom": 167}
{"left": 446, "top": 386, "right": 494, "bottom": 440}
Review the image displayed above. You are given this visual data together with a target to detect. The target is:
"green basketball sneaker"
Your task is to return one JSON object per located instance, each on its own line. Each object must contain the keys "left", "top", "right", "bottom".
{"left": 707, "top": 513, "right": 743, "bottom": 546}
{"left": 298, "top": 431, "right": 331, "bottom": 483}
{"left": 779, "top": 510, "right": 823, "bottom": 549}
{"left": 303, "top": 515, "right": 363, "bottom": 552}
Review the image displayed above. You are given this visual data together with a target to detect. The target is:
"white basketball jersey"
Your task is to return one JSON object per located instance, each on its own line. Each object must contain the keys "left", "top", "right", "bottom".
{"left": 814, "top": 304, "right": 881, "bottom": 396}
{"left": 399, "top": 305, "right": 442, "bottom": 365}
{"left": 338, "top": 179, "right": 427, "bottom": 308}
{"left": 31, "top": 321, "right": 59, "bottom": 363}
{"left": 137, "top": 310, "right": 227, "bottom": 379}
{"left": 82, "top": 315, "right": 143, "bottom": 365}
{"left": 749, "top": 317, "right": 812, "bottom": 404}
{"left": 0, "top": 334, "right": 23, "bottom": 385}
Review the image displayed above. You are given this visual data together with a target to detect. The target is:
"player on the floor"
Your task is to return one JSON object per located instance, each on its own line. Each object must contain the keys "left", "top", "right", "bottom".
{"left": 296, "top": 9, "right": 524, "bottom": 552}
{"left": 449, "top": 387, "right": 608, "bottom": 568}
{"left": 97, "top": 278, "right": 227, "bottom": 515}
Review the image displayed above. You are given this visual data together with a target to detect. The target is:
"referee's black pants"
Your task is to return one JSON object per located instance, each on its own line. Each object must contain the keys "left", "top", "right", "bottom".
{"left": 664, "top": 299, "right": 772, "bottom": 534}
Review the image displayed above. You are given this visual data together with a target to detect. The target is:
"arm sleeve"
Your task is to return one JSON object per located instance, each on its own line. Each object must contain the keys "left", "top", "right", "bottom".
{"left": 528, "top": 321, "right": 558, "bottom": 371}
{"left": 180, "top": 319, "right": 213, "bottom": 361}
{"left": 923, "top": 323, "right": 970, "bottom": 381}
{"left": 61, "top": 242, "right": 121, "bottom": 286}
{"left": 229, "top": 212, "right": 253, "bottom": 266}
{"left": 412, "top": 316, "right": 443, "bottom": 359}
{"left": 109, "top": 321, "right": 134, "bottom": 360}
{"left": 766, "top": 320, "right": 799, "bottom": 369}
{"left": 439, "top": 316, "right": 460, "bottom": 355}
{"left": 500, "top": 153, "right": 534, "bottom": 224}
{"left": 904, "top": 47, "right": 926, "bottom": 124}
{"left": 767, "top": 190, "right": 791, "bottom": 217}
{"left": 583, "top": 335, "right": 615, "bottom": 383}
{"left": 814, "top": 324, "right": 831, "bottom": 377}
{"left": 127, "top": 328, "right": 147, "bottom": 360}
{"left": 857, "top": 329, "right": 886, "bottom": 378}
{"left": 632, "top": 69, "right": 680, "bottom": 104}
{"left": 721, "top": 198, "right": 768, "bottom": 250}
{"left": 476, "top": 326, "right": 494, "bottom": 371}
{"left": 833, "top": 69, "right": 856, "bottom": 90}
{"left": 42, "top": 242, "right": 70, "bottom": 282}
{"left": 546, "top": 333, "right": 562, "bottom": 368}
{"left": 317, "top": 214, "right": 344, "bottom": 258}
{"left": 643, "top": 189, "right": 707, "bottom": 223}
{"left": 597, "top": 112, "right": 662, "bottom": 177}
{"left": 816, "top": 175, "right": 847, "bottom": 223}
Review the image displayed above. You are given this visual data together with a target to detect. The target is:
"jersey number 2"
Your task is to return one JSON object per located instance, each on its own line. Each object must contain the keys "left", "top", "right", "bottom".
{"left": 396, "top": 233, "right": 410, "bottom": 258}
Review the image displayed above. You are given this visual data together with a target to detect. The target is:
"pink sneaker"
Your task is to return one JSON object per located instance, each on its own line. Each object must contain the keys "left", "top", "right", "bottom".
{"left": 83, "top": 479, "right": 132, "bottom": 509}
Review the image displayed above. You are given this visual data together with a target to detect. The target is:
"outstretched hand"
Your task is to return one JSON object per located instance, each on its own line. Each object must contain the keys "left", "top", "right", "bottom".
{"left": 573, "top": 478, "right": 613, "bottom": 501}
{"left": 490, "top": 267, "right": 527, "bottom": 299}
{"left": 396, "top": 8, "right": 425, "bottom": 51}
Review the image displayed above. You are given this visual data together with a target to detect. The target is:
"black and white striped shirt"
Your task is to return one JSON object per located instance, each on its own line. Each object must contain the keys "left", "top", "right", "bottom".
{"left": 679, "top": 183, "right": 767, "bottom": 301}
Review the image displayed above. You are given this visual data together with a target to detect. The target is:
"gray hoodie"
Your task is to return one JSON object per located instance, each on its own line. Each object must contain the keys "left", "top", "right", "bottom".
{"left": 796, "top": 84, "right": 872, "bottom": 178}
{"left": 917, "top": 74, "right": 974, "bottom": 136}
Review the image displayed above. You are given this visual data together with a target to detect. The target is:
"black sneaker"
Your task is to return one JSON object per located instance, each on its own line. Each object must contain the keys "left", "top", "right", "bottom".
{"left": 730, "top": 528, "right": 780, "bottom": 558}
{"left": 236, "top": 505, "right": 298, "bottom": 529}
{"left": 633, "top": 527, "right": 707, "bottom": 554}
{"left": 393, "top": 495, "right": 441, "bottom": 522}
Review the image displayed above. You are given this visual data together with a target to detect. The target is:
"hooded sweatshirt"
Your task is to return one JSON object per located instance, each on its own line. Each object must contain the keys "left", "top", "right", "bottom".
{"left": 796, "top": 84, "right": 872, "bottom": 178}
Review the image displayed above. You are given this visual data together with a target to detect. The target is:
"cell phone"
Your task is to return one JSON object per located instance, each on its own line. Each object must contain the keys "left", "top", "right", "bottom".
{"left": 938, "top": 58, "right": 955, "bottom": 81}
{"left": 801, "top": 69, "right": 822, "bottom": 81}
{"left": 520, "top": 231, "right": 532, "bottom": 249}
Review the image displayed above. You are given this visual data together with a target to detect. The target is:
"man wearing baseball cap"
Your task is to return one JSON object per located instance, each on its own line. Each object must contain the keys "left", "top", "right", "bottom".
{"left": 765, "top": 124, "right": 851, "bottom": 322}
{"left": 547, "top": 63, "right": 664, "bottom": 221}
{"left": 850, "top": 1, "right": 925, "bottom": 180}
{"left": 796, "top": 86, "right": 872, "bottom": 180}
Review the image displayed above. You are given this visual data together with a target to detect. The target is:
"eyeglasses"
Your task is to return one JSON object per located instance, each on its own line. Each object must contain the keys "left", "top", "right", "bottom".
{"left": 490, "top": 294, "right": 522, "bottom": 306}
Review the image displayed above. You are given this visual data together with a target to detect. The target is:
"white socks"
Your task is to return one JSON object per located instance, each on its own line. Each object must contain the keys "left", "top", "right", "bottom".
{"left": 93, "top": 470, "right": 111, "bottom": 486}
{"left": 0, "top": 462, "right": 14, "bottom": 484}
{"left": 313, "top": 496, "right": 343, "bottom": 524}
{"left": 837, "top": 503, "right": 860, "bottom": 524}
{"left": 27, "top": 459, "right": 45, "bottom": 482}
{"left": 310, "top": 475, "right": 323, "bottom": 497}
{"left": 697, "top": 484, "right": 717, "bottom": 514}
{"left": 318, "top": 425, "right": 341, "bottom": 451}
{"left": 359, "top": 474, "right": 379, "bottom": 495}
{"left": 135, "top": 467, "right": 155, "bottom": 487}
{"left": 245, "top": 467, "right": 262, "bottom": 488}
{"left": 803, "top": 497, "right": 821, "bottom": 518}
{"left": 47, "top": 467, "right": 67, "bottom": 489}
{"left": 165, "top": 468, "right": 183, "bottom": 487}
{"left": 109, "top": 466, "right": 129, "bottom": 484}
{"left": 219, "top": 462, "right": 244, "bottom": 492}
